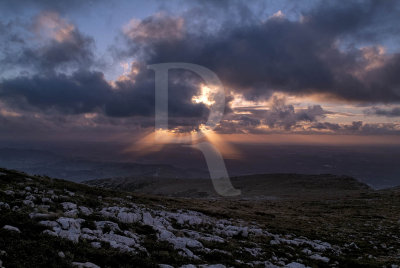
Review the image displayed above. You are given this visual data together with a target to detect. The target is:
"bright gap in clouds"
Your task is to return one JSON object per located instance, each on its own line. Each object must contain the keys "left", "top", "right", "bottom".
{"left": 191, "top": 85, "right": 216, "bottom": 106}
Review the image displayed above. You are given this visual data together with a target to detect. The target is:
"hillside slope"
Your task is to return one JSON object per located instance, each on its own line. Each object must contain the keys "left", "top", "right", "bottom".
{"left": 0, "top": 168, "right": 399, "bottom": 267}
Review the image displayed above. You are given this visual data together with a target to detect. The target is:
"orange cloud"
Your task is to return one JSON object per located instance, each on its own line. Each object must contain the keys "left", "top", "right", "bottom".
{"left": 33, "top": 11, "right": 75, "bottom": 43}
{"left": 123, "top": 13, "right": 184, "bottom": 43}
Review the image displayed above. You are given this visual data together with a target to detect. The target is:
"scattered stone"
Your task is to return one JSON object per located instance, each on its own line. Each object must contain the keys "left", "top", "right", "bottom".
{"left": 64, "top": 209, "right": 79, "bottom": 217}
{"left": 79, "top": 206, "right": 93, "bottom": 216}
{"left": 25, "top": 194, "right": 36, "bottom": 201}
{"left": 310, "top": 254, "right": 329, "bottom": 263}
{"left": 91, "top": 242, "right": 101, "bottom": 249}
{"left": 285, "top": 262, "right": 308, "bottom": 268}
{"left": 61, "top": 202, "right": 77, "bottom": 210}
{"left": 199, "top": 264, "right": 226, "bottom": 268}
{"left": 64, "top": 190, "right": 75, "bottom": 197}
{"left": 0, "top": 202, "right": 10, "bottom": 210}
{"left": 2, "top": 225, "right": 21, "bottom": 233}
{"left": 29, "top": 212, "right": 54, "bottom": 219}
{"left": 72, "top": 262, "right": 100, "bottom": 268}
{"left": 4, "top": 190, "right": 14, "bottom": 196}
{"left": 39, "top": 220, "right": 59, "bottom": 228}
{"left": 41, "top": 197, "right": 52, "bottom": 203}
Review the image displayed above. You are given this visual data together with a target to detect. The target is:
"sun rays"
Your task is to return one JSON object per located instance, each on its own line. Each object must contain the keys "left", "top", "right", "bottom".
{"left": 124, "top": 125, "right": 241, "bottom": 159}
{"left": 124, "top": 81, "right": 241, "bottom": 159}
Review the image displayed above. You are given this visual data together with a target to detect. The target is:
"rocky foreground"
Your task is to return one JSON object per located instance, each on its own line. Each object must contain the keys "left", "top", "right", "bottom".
{"left": 0, "top": 168, "right": 399, "bottom": 267}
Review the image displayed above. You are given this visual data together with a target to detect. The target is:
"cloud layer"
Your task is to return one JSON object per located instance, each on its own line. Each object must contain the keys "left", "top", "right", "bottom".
{"left": 1, "top": 0, "right": 400, "bottom": 139}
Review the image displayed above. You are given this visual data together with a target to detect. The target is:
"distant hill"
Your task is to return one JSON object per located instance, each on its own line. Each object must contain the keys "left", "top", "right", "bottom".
{"left": 0, "top": 148, "right": 208, "bottom": 182}
{"left": 84, "top": 173, "right": 372, "bottom": 199}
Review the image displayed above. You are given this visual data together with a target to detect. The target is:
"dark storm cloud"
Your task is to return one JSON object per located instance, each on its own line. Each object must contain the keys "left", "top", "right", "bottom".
{"left": 0, "top": 71, "right": 110, "bottom": 114}
{"left": 309, "top": 121, "right": 400, "bottom": 135}
{"left": 217, "top": 117, "right": 400, "bottom": 135}
{"left": 306, "top": 0, "right": 400, "bottom": 40}
{"left": 0, "top": 12, "right": 95, "bottom": 73}
{"left": 364, "top": 107, "right": 400, "bottom": 117}
{"left": 0, "top": 67, "right": 209, "bottom": 126}
{"left": 216, "top": 96, "right": 327, "bottom": 133}
{"left": 118, "top": 0, "right": 400, "bottom": 103}
{"left": 105, "top": 68, "right": 209, "bottom": 120}
{"left": 0, "top": 0, "right": 101, "bottom": 13}
{"left": 309, "top": 122, "right": 341, "bottom": 132}
{"left": 215, "top": 113, "right": 262, "bottom": 134}
{"left": 0, "top": 109, "right": 152, "bottom": 141}
{"left": 19, "top": 34, "right": 95, "bottom": 73}
{"left": 0, "top": 12, "right": 208, "bottom": 126}
{"left": 263, "top": 96, "right": 326, "bottom": 130}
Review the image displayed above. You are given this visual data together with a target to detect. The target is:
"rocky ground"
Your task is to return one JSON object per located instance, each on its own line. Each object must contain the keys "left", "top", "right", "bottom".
{"left": 0, "top": 168, "right": 400, "bottom": 267}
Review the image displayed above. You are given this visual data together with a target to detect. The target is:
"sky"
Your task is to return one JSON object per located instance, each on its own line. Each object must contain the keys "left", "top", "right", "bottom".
{"left": 1, "top": 0, "right": 400, "bottom": 156}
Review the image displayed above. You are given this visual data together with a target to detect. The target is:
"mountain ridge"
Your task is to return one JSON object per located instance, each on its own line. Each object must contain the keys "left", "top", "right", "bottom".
{"left": 83, "top": 173, "right": 372, "bottom": 200}
{"left": 0, "top": 148, "right": 208, "bottom": 182}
